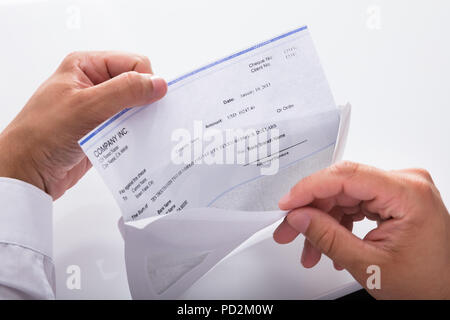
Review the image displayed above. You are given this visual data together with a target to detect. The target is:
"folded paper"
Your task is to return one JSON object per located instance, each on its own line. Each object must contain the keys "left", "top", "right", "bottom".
{"left": 80, "top": 25, "right": 351, "bottom": 299}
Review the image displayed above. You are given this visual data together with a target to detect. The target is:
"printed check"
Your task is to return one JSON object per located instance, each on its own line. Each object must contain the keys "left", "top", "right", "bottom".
{"left": 79, "top": 26, "right": 340, "bottom": 222}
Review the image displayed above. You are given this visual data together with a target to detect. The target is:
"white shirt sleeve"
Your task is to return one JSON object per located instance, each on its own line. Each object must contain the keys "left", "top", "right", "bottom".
{"left": 0, "top": 177, "right": 54, "bottom": 299}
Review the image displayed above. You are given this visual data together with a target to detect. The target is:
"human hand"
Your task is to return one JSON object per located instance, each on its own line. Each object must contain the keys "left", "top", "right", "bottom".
{"left": 0, "top": 51, "right": 167, "bottom": 199}
{"left": 273, "top": 161, "right": 450, "bottom": 299}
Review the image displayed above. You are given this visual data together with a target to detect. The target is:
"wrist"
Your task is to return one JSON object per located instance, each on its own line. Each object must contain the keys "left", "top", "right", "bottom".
{"left": 0, "top": 131, "right": 46, "bottom": 193}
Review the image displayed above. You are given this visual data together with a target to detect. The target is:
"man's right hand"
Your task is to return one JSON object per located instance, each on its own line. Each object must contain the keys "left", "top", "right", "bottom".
{"left": 273, "top": 161, "right": 450, "bottom": 299}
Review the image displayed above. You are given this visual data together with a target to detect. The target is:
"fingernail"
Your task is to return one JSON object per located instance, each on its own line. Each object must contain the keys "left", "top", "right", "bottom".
{"left": 149, "top": 75, "right": 167, "bottom": 97}
{"left": 287, "top": 211, "right": 311, "bottom": 234}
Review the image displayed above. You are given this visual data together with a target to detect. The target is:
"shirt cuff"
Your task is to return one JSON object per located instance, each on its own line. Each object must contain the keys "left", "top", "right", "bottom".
{"left": 0, "top": 177, "right": 53, "bottom": 259}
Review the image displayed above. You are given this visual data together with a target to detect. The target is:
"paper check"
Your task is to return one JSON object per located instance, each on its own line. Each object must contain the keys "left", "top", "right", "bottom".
{"left": 79, "top": 26, "right": 340, "bottom": 222}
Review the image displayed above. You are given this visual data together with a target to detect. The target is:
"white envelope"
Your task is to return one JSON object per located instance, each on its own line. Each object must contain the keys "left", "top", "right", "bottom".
{"left": 80, "top": 26, "right": 352, "bottom": 299}
{"left": 119, "top": 104, "right": 351, "bottom": 299}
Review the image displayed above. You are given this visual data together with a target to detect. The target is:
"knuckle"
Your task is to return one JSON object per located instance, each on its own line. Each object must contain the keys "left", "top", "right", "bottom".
{"left": 414, "top": 179, "right": 433, "bottom": 193}
{"left": 137, "top": 55, "right": 151, "bottom": 67}
{"left": 123, "top": 71, "right": 146, "bottom": 100}
{"left": 408, "top": 177, "right": 435, "bottom": 199}
{"left": 315, "top": 228, "right": 338, "bottom": 257}
{"left": 330, "top": 161, "right": 360, "bottom": 177}
{"left": 65, "top": 51, "right": 79, "bottom": 61}
{"left": 122, "top": 70, "right": 138, "bottom": 84}
{"left": 63, "top": 51, "right": 82, "bottom": 64}
{"left": 60, "top": 51, "right": 85, "bottom": 71}
{"left": 410, "top": 168, "right": 433, "bottom": 182}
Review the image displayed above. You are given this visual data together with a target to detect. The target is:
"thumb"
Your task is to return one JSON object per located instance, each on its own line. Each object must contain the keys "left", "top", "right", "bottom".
{"left": 83, "top": 71, "right": 167, "bottom": 119}
{"left": 286, "top": 207, "right": 382, "bottom": 280}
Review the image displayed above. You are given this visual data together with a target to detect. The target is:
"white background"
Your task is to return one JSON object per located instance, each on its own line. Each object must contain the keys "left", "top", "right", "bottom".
{"left": 0, "top": 0, "right": 449, "bottom": 299}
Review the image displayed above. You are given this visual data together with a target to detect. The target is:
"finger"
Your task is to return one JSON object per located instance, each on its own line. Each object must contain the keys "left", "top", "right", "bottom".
{"left": 62, "top": 51, "right": 153, "bottom": 85}
{"left": 82, "top": 71, "right": 167, "bottom": 120}
{"left": 360, "top": 201, "right": 383, "bottom": 222}
{"left": 341, "top": 205, "right": 360, "bottom": 215}
{"left": 333, "top": 261, "right": 344, "bottom": 271}
{"left": 311, "top": 198, "right": 336, "bottom": 212}
{"left": 286, "top": 206, "right": 384, "bottom": 279}
{"left": 301, "top": 238, "right": 322, "bottom": 268}
{"left": 273, "top": 218, "right": 299, "bottom": 244}
{"left": 334, "top": 215, "right": 353, "bottom": 271}
{"left": 273, "top": 219, "right": 323, "bottom": 268}
{"left": 279, "top": 161, "right": 407, "bottom": 221}
{"left": 395, "top": 168, "right": 434, "bottom": 184}
{"left": 302, "top": 207, "right": 346, "bottom": 269}
{"left": 311, "top": 193, "right": 360, "bottom": 215}
{"left": 335, "top": 192, "right": 361, "bottom": 207}
{"left": 279, "top": 204, "right": 343, "bottom": 268}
